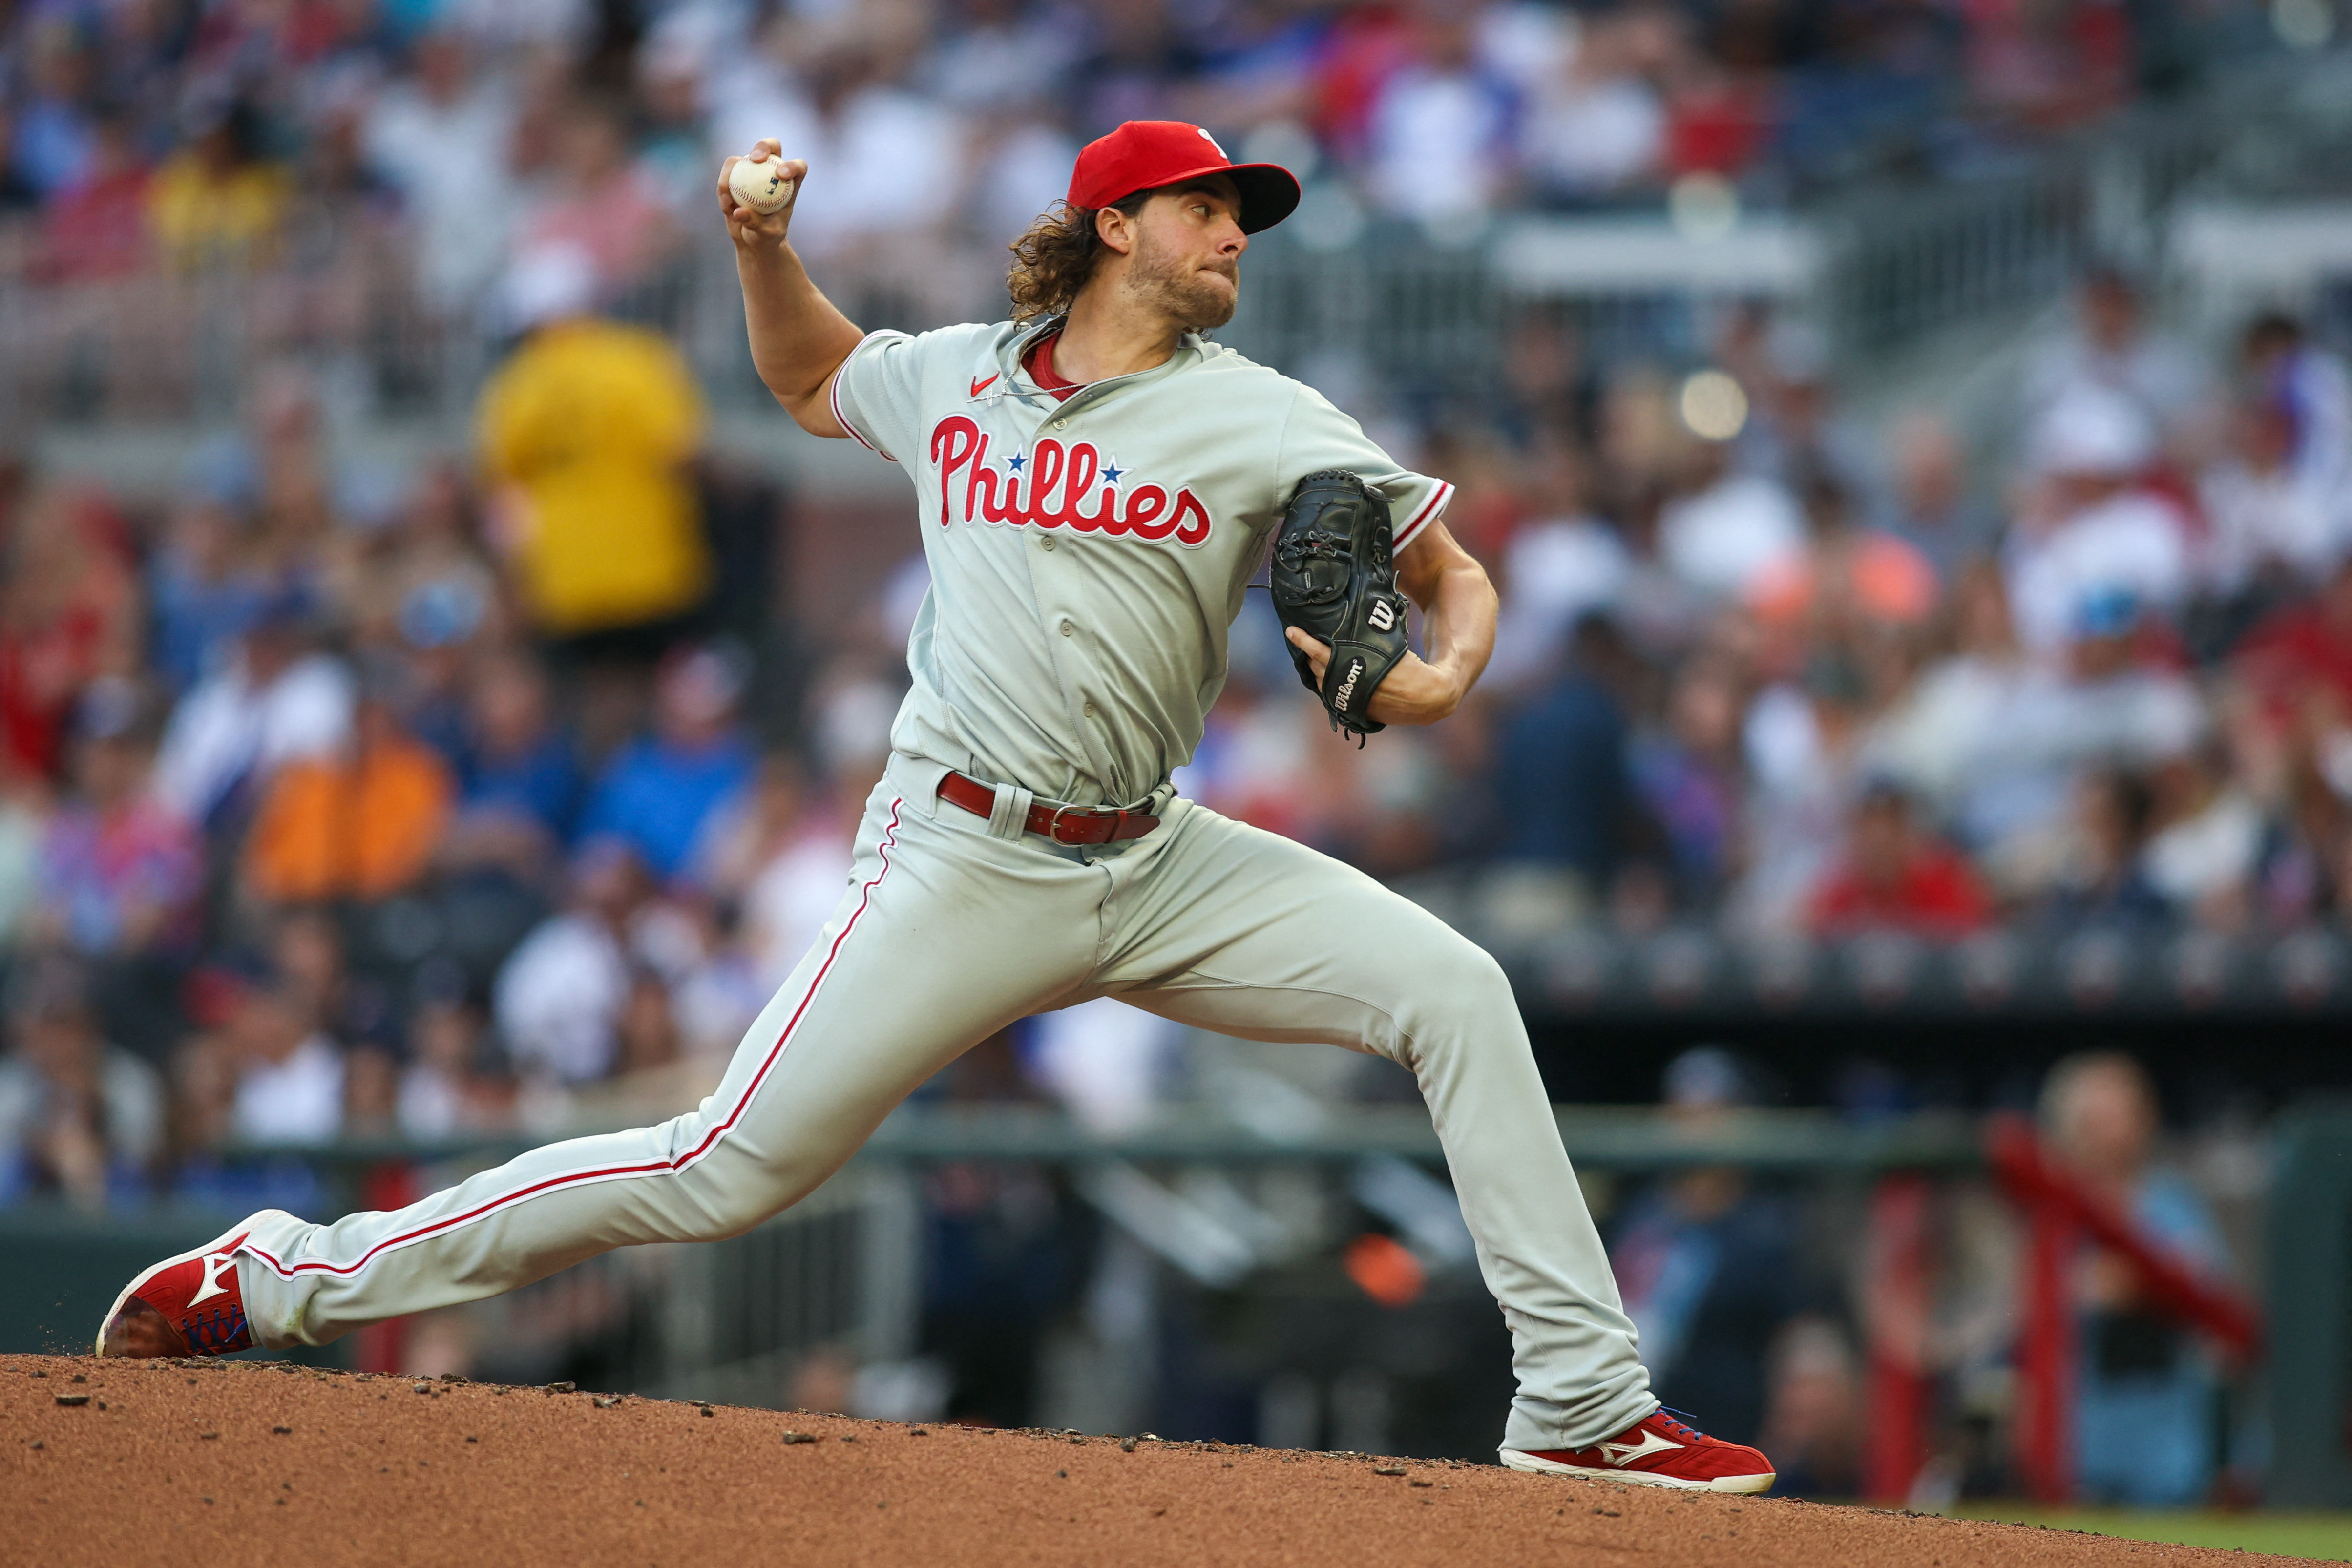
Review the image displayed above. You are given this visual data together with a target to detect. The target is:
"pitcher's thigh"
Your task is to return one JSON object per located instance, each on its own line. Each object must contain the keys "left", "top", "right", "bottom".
{"left": 686, "top": 813, "right": 1102, "bottom": 1206}
{"left": 1107, "top": 807, "right": 1521, "bottom": 1065}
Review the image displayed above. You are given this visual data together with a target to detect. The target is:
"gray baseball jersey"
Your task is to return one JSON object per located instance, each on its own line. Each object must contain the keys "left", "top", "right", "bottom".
{"left": 209, "top": 314, "right": 1656, "bottom": 1459}
{"left": 828, "top": 317, "right": 1455, "bottom": 807}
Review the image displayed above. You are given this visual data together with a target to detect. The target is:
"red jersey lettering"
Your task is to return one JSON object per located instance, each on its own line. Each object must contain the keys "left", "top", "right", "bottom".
{"left": 925, "top": 416, "right": 1213, "bottom": 548}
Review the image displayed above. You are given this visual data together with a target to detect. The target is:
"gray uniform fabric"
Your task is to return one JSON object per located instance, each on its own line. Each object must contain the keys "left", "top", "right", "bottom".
{"left": 829, "top": 317, "right": 1452, "bottom": 807}
{"left": 228, "top": 316, "right": 1654, "bottom": 1452}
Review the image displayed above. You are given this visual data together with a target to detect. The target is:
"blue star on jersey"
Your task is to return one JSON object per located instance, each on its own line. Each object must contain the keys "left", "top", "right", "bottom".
{"left": 1006, "top": 451, "right": 1026, "bottom": 474}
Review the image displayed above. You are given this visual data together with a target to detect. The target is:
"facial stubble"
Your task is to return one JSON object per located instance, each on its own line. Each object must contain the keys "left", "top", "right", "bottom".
{"left": 1125, "top": 226, "right": 1239, "bottom": 331}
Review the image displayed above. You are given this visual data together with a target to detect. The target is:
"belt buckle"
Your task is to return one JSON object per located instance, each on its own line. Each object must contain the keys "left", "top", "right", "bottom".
{"left": 1049, "top": 805, "right": 1117, "bottom": 845}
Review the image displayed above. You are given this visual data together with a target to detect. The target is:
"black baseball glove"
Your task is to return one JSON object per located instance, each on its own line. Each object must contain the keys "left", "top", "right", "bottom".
{"left": 1270, "top": 469, "right": 1411, "bottom": 743}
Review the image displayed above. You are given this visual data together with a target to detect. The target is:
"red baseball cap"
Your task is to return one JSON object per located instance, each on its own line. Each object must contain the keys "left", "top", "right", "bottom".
{"left": 1067, "top": 120, "right": 1301, "bottom": 235}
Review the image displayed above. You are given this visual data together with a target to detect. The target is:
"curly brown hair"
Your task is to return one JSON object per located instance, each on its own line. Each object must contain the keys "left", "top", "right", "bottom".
{"left": 1005, "top": 192, "right": 1152, "bottom": 323}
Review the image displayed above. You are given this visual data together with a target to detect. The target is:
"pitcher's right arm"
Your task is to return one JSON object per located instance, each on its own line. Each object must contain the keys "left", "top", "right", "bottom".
{"left": 718, "top": 142, "right": 865, "bottom": 438}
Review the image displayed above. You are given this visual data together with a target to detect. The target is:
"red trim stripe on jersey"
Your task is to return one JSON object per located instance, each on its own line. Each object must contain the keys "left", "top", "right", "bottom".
{"left": 829, "top": 333, "right": 897, "bottom": 463}
{"left": 1392, "top": 480, "right": 1453, "bottom": 553}
{"left": 245, "top": 799, "right": 909, "bottom": 1282}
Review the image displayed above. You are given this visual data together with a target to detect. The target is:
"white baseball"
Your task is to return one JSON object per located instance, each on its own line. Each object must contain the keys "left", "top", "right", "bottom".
{"left": 729, "top": 154, "right": 797, "bottom": 215}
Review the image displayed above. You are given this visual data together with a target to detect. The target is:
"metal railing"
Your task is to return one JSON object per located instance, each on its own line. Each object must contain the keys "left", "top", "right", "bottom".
{"left": 7, "top": 1099, "right": 2292, "bottom": 1484}
{"left": 1482, "top": 923, "right": 2352, "bottom": 1021}
{"left": 0, "top": 1104, "right": 1979, "bottom": 1365}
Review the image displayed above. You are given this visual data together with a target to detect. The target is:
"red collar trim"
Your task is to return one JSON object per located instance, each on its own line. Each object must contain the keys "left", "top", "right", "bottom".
{"left": 1023, "top": 331, "right": 1085, "bottom": 403}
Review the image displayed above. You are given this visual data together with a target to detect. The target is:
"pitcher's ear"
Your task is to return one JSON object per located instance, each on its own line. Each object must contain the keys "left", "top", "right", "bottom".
{"left": 1095, "top": 203, "right": 1138, "bottom": 257}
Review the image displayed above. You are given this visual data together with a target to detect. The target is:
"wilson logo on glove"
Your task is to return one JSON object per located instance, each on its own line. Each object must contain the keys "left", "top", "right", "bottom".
{"left": 1270, "top": 470, "right": 1411, "bottom": 744}
{"left": 1332, "top": 657, "right": 1365, "bottom": 712}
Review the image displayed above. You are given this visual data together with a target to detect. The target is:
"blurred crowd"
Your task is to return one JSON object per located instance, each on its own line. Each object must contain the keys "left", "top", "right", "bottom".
{"left": 0, "top": 286, "right": 867, "bottom": 1206}
{"left": 0, "top": 0, "right": 2340, "bottom": 1195}
{"left": 0, "top": 0, "right": 2296, "bottom": 325}
{"left": 1201, "top": 268, "right": 2352, "bottom": 958}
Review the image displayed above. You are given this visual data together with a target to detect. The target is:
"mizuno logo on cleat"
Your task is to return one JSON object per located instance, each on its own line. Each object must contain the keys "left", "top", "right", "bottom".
{"left": 1594, "top": 1428, "right": 1685, "bottom": 1466}
{"left": 189, "top": 1251, "right": 237, "bottom": 1308}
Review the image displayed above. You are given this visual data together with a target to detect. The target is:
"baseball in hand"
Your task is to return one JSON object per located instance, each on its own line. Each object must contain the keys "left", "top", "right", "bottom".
{"left": 730, "top": 154, "right": 797, "bottom": 214}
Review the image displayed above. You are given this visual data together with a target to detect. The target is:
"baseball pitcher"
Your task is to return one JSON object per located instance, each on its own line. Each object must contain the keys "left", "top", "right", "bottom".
{"left": 97, "top": 121, "right": 1773, "bottom": 1492}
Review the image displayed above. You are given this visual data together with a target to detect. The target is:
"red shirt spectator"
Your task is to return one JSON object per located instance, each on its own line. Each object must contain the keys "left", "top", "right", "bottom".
{"left": 1664, "top": 71, "right": 1776, "bottom": 179}
{"left": 29, "top": 114, "right": 150, "bottom": 283}
{"left": 0, "top": 487, "right": 138, "bottom": 781}
{"left": 32, "top": 165, "right": 150, "bottom": 282}
{"left": 2235, "top": 557, "right": 2352, "bottom": 725}
{"left": 1309, "top": 2, "right": 1418, "bottom": 157}
{"left": 1807, "top": 788, "right": 1993, "bottom": 937}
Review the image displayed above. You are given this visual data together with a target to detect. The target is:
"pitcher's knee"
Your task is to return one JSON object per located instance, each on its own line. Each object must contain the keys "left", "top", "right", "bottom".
{"left": 1422, "top": 938, "right": 1517, "bottom": 1015}
{"left": 1382, "top": 939, "right": 1518, "bottom": 1055}
{"left": 665, "top": 1151, "right": 823, "bottom": 1242}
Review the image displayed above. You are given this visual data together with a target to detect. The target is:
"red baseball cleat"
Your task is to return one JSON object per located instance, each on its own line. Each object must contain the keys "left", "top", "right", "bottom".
{"left": 94, "top": 1222, "right": 259, "bottom": 1359}
{"left": 1501, "top": 1409, "right": 1776, "bottom": 1493}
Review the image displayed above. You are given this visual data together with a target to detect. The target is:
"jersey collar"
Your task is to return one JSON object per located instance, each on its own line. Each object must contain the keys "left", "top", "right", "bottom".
{"left": 985, "top": 315, "right": 1208, "bottom": 416}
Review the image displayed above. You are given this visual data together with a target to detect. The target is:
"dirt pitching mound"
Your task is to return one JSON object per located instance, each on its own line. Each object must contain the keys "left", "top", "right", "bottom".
{"left": 1, "top": 1354, "right": 2321, "bottom": 1568}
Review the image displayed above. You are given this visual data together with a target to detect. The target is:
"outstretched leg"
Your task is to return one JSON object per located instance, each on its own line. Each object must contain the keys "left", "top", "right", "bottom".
{"left": 103, "top": 782, "right": 1104, "bottom": 1354}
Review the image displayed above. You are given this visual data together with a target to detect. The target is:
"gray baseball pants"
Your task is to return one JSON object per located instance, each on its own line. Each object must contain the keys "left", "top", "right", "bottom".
{"left": 233, "top": 754, "right": 1655, "bottom": 1451}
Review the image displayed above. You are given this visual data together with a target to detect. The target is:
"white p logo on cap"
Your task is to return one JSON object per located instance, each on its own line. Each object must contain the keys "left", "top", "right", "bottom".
{"left": 1198, "top": 126, "right": 1228, "bottom": 158}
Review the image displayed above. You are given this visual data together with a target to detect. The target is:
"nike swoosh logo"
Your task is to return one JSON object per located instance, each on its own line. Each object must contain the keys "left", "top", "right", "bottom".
{"left": 970, "top": 374, "right": 999, "bottom": 397}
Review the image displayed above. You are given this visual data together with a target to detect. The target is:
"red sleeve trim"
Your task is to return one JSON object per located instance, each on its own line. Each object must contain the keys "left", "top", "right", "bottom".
{"left": 1392, "top": 481, "right": 1453, "bottom": 551}
{"left": 829, "top": 337, "right": 898, "bottom": 463}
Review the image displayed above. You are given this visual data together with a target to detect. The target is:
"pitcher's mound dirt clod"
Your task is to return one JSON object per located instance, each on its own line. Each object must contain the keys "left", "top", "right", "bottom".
{"left": 0, "top": 1355, "right": 2324, "bottom": 1568}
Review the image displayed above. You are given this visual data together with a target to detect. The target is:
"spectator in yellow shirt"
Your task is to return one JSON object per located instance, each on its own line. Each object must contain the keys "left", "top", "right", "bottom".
{"left": 477, "top": 245, "right": 710, "bottom": 652}
{"left": 146, "top": 99, "right": 294, "bottom": 274}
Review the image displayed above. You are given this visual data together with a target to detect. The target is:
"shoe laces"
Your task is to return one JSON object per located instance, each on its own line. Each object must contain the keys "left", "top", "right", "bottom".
{"left": 187, "top": 1303, "right": 247, "bottom": 1355}
{"left": 1655, "top": 1408, "right": 1713, "bottom": 1443}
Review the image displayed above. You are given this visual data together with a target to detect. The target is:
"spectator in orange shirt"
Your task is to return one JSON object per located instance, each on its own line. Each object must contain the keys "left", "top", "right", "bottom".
{"left": 1749, "top": 472, "right": 1939, "bottom": 668}
{"left": 242, "top": 688, "right": 452, "bottom": 906}
{"left": 1807, "top": 781, "right": 1993, "bottom": 937}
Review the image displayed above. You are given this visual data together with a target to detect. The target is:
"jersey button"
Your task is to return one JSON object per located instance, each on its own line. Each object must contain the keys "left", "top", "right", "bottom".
{"left": 1059, "top": 619, "right": 1074, "bottom": 637}
{"left": 1083, "top": 702, "right": 1096, "bottom": 717}
{"left": 1053, "top": 418, "right": 1068, "bottom": 430}
{"left": 1040, "top": 537, "right": 1056, "bottom": 551}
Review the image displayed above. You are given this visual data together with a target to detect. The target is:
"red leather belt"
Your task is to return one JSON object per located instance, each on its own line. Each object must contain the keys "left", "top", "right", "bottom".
{"left": 937, "top": 770, "right": 1160, "bottom": 846}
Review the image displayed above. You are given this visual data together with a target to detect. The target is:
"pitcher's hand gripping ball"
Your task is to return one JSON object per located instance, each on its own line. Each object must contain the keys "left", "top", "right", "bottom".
{"left": 1272, "top": 470, "right": 1411, "bottom": 742}
{"left": 729, "top": 153, "right": 797, "bottom": 214}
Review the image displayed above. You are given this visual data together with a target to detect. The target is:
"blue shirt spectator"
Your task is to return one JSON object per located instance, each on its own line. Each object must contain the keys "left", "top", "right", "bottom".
{"left": 1493, "top": 615, "right": 1632, "bottom": 886}
{"left": 581, "top": 733, "right": 756, "bottom": 881}
{"left": 448, "top": 653, "right": 582, "bottom": 845}
{"left": 467, "top": 732, "right": 583, "bottom": 843}
{"left": 2044, "top": 1052, "right": 2235, "bottom": 1507}
{"left": 577, "top": 645, "right": 756, "bottom": 881}
{"left": 147, "top": 500, "right": 270, "bottom": 693}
